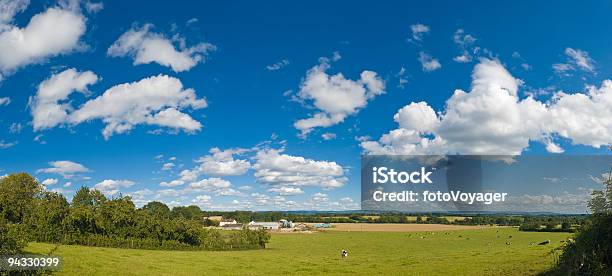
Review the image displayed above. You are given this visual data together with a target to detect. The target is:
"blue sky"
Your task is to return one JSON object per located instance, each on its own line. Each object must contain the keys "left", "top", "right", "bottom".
{"left": 0, "top": 0, "right": 611, "bottom": 211}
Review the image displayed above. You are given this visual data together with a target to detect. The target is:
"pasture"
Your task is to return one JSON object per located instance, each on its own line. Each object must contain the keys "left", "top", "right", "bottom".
{"left": 24, "top": 227, "right": 570, "bottom": 275}
{"left": 319, "top": 223, "right": 482, "bottom": 232}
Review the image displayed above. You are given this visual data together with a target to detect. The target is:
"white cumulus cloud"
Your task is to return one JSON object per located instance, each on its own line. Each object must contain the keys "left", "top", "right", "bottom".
{"left": 293, "top": 54, "right": 385, "bottom": 136}
{"left": 253, "top": 148, "right": 347, "bottom": 189}
{"left": 70, "top": 74, "right": 207, "bottom": 139}
{"left": 0, "top": 1, "right": 86, "bottom": 78}
{"left": 30, "top": 68, "right": 98, "bottom": 130}
{"left": 108, "top": 23, "right": 216, "bottom": 72}
{"left": 361, "top": 58, "right": 612, "bottom": 156}
{"left": 195, "top": 148, "right": 250, "bottom": 176}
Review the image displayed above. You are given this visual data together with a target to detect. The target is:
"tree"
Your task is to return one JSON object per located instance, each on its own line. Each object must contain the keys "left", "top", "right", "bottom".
{"left": 588, "top": 171, "right": 611, "bottom": 215}
{"left": 142, "top": 201, "right": 171, "bottom": 218}
{"left": 588, "top": 190, "right": 607, "bottom": 214}
{"left": 0, "top": 218, "right": 27, "bottom": 254}
{"left": 25, "top": 191, "right": 70, "bottom": 242}
{"left": 0, "top": 173, "right": 271, "bottom": 251}
{"left": 72, "top": 186, "right": 106, "bottom": 207}
{"left": 171, "top": 205, "right": 203, "bottom": 220}
{"left": 0, "top": 173, "right": 43, "bottom": 223}
{"left": 561, "top": 222, "right": 572, "bottom": 231}
{"left": 96, "top": 196, "right": 137, "bottom": 238}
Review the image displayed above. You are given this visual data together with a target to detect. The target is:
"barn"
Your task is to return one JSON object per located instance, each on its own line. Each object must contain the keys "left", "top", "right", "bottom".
{"left": 248, "top": 221, "right": 280, "bottom": 230}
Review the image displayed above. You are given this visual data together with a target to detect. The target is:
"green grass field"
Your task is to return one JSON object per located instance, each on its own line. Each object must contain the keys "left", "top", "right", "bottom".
{"left": 24, "top": 227, "right": 571, "bottom": 275}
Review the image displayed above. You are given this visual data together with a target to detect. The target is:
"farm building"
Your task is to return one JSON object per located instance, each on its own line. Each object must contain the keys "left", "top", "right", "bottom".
{"left": 279, "top": 219, "right": 294, "bottom": 228}
{"left": 248, "top": 221, "right": 280, "bottom": 230}
{"left": 219, "top": 219, "right": 238, "bottom": 226}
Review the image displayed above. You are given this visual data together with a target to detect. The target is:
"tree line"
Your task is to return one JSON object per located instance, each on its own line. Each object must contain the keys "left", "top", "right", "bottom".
{"left": 198, "top": 210, "right": 586, "bottom": 227}
{"left": 0, "top": 173, "right": 270, "bottom": 254}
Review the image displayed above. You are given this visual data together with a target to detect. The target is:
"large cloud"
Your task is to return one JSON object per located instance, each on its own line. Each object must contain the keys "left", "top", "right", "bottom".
{"left": 253, "top": 148, "right": 347, "bottom": 189}
{"left": 31, "top": 70, "right": 207, "bottom": 139}
{"left": 195, "top": 148, "right": 250, "bottom": 176}
{"left": 30, "top": 68, "right": 98, "bottom": 130}
{"left": 293, "top": 54, "right": 385, "bottom": 136}
{"left": 362, "top": 59, "right": 612, "bottom": 155}
{"left": 71, "top": 74, "right": 206, "bottom": 138}
{"left": 108, "top": 23, "right": 216, "bottom": 72}
{"left": 0, "top": 1, "right": 86, "bottom": 78}
{"left": 547, "top": 81, "right": 612, "bottom": 147}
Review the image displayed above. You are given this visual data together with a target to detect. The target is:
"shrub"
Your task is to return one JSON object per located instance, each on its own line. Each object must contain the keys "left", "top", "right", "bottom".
{"left": 0, "top": 218, "right": 27, "bottom": 254}
{"left": 548, "top": 215, "right": 612, "bottom": 275}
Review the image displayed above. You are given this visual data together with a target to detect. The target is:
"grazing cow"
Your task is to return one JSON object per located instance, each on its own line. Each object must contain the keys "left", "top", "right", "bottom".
{"left": 341, "top": 250, "right": 348, "bottom": 258}
{"left": 538, "top": 240, "right": 550, "bottom": 245}
{"left": 505, "top": 242, "right": 511, "bottom": 245}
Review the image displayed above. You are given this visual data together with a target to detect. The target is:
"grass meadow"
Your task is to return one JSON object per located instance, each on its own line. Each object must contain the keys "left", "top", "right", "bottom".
{"left": 24, "top": 227, "right": 571, "bottom": 275}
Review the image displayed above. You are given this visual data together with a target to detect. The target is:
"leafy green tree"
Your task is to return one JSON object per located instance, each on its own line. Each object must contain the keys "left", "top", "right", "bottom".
{"left": 588, "top": 190, "right": 607, "bottom": 214}
{"left": 561, "top": 222, "right": 572, "bottom": 230}
{"left": 0, "top": 173, "right": 271, "bottom": 251}
{"left": 0, "top": 173, "right": 43, "bottom": 223}
{"left": 64, "top": 204, "right": 98, "bottom": 236}
{"left": 72, "top": 186, "right": 106, "bottom": 207}
{"left": 96, "top": 196, "right": 136, "bottom": 238}
{"left": 171, "top": 205, "right": 203, "bottom": 220}
{"left": 0, "top": 218, "right": 27, "bottom": 254}
{"left": 25, "top": 191, "right": 70, "bottom": 242}
{"left": 142, "top": 201, "right": 171, "bottom": 218}
{"left": 588, "top": 170, "right": 611, "bottom": 214}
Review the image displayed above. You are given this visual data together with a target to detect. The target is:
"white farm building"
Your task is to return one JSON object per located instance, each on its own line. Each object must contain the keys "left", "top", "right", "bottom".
{"left": 248, "top": 221, "right": 279, "bottom": 230}
{"left": 219, "top": 219, "right": 238, "bottom": 226}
